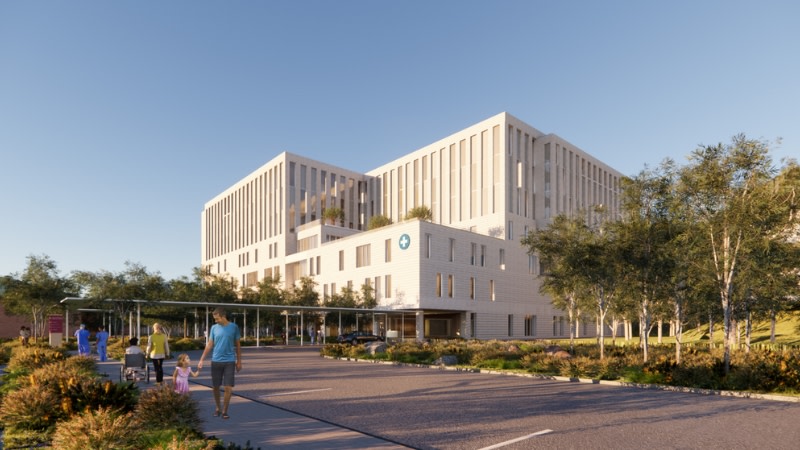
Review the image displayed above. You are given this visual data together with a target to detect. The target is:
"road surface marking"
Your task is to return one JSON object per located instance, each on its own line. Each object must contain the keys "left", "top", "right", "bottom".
{"left": 477, "top": 429, "right": 554, "bottom": 450}
{"left": 260, "top": 388, "right": 332, "bottom": 397}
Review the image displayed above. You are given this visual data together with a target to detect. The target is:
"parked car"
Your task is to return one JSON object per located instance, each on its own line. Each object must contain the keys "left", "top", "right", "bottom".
{"left": 337, "top": 331, "right": 383, "bottom": 345}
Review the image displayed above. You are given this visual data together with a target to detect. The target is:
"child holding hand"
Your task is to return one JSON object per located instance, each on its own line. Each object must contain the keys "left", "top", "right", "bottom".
{"left": 172, "top": 353, "right": 200, "bottom": 394}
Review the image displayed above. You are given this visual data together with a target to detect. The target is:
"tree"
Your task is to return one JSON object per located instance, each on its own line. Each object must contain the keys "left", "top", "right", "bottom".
{"left": 72, "top": 261, "right": 169, "bottom": 335}
{"left": 322, "top": 207, "right": 344, "bottom": 225}
{"left": 405, "top": 205, "right": 433, "bottom": 221}
{"left": 286, "top": 276, "right": 319, "bottom": 307}
{"left": 617, "top": 163, "right": 681, "bottom": 362}
{"left": 733, "top": 161, "right": 800, "bottom": 348}
{"left": 326, "top": 285, "right": 359, "bottom": 330}
{"left": 521, "top": 214, "right": 593, "bottom": 353}
{"left": 677, "top": 135, "right": 786, "bottom": 373}
{"left": 368, "top": 214, "right": 393, "bottom": 230}
{"left": 360, "top": 282, "right": 377, "bottom": 309}
{"left": 0, "top": 255, "right": 74, "bottom": 340}
{"left": 522, "top": 211, "right": 619, "bottom": 358}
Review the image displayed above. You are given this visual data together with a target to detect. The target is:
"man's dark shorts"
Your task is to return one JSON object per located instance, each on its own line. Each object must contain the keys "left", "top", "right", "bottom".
{"left": 211, "top": 361, "right": 236, "bottom": 388}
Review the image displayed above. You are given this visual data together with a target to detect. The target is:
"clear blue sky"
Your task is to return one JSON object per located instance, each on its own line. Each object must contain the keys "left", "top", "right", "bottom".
{"left": 1, "top": 1, "right": 797, "bottom": 281}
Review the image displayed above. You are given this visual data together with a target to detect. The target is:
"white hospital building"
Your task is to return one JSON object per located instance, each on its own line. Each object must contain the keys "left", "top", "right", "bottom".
{"left": 201, "top": 112, "right": 622, "bottom": 341}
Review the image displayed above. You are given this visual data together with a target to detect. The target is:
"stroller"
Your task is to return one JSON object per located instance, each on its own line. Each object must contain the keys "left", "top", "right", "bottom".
{"left": 120, "top": 353, "right": 150, "bottom": 383}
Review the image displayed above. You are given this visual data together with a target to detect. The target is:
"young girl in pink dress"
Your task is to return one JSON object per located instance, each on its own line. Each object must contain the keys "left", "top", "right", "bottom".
{"left": 172, "top": 353, "right": 200, "bottom": 394}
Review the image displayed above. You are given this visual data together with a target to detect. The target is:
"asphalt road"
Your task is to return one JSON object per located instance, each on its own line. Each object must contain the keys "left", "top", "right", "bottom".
{"left": 197, "top": 345, "right": 800, "bottom": 450}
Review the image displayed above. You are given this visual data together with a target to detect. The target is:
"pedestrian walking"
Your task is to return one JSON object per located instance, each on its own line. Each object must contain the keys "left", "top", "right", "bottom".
{"left": 198, "top": 307, "right": 242, "bottom": 420}
{"left": 146, "top": 323, "right": 170, "bottom": 385}
{"left": 95, "top": 325, "right": 109, "bottom": 361}
{"left": 19, "top": 326, "right": 31, "bottom": 346}
{"left": 172, "top": 353, "right": 200, "bottom": 394}
{"left": 75, "top": 324, "right": 90, "bottom": 356}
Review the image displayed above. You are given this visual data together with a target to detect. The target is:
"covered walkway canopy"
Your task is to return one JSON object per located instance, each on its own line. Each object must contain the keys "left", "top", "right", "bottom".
{"left": 60, "top": 297, "right": 421, "bottom": 345}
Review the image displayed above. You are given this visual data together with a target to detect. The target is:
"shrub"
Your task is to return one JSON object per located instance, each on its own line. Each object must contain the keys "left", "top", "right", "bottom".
{"left": 62, "top": 378, "right": 140, "bottom": 416}
{"left": 144, "top": 433, "right": 219, "bottom": 450}
{"left": 0, "top": 383, "right": 65, "bottom": 432}
{"left": 172, "top": 337, "right": 205, "bottom": 352}
{"left": 520, "top": 353, "right": 562, "bottom": 375}
{"left": 22, "top": 359, "right": 96, "bottom": 392}
{"left": 135, "top": 384, "right": 203, "bottom": 435}
{"left": 50, "top": 406, "right": 141, "bottom": 450}
{"left": 0, "top": 341, "right": 14, "bottom": 365}
{"left": 6, "top": 345, "right": 69, "bottom": 373}
{"left": 560, "top": 356, "right": 601, "bottom": 378}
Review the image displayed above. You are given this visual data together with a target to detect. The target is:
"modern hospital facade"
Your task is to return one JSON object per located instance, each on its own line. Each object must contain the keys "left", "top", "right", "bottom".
{"left": 201, "top": 112, "right": 623, "bottom": 341}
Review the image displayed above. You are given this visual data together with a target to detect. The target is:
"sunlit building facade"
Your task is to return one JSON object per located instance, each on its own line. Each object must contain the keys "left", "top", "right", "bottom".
{"left": 201, "top": 112, "right": 622, "bottom": 340}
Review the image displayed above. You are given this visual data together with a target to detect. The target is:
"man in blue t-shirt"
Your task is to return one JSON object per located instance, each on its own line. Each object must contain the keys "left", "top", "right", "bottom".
{"left": 198, "top": 307, "right": 242, "bottom": 420}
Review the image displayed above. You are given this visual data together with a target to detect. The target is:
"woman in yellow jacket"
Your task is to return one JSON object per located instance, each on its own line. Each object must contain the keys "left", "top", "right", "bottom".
{"left": 146, "top": 323, "right": 170, "bottom": 385}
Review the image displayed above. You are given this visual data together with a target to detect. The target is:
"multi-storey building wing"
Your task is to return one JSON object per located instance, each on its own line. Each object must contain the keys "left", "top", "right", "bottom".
{"left": 201, "top": 112, "right": 622, "bottom": 341}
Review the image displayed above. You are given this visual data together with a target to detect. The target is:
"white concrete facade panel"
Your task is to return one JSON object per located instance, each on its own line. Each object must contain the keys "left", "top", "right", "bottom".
{"left": 201, "top": 113, "right": 622, "bottom": 340}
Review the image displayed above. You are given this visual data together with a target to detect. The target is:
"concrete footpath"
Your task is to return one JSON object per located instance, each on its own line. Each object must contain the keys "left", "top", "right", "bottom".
{"left": 97, "top": 349, "right": 408, "bottom": 450}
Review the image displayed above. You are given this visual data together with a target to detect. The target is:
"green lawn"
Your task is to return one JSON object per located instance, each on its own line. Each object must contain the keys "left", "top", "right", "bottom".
{"left": 562, "top": 310, "right": 800, "bottom": 348}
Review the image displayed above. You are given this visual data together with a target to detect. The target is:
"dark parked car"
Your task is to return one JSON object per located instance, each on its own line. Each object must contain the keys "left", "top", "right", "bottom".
{"left": 337, "top": 331, "right": 384, "bottom": 345}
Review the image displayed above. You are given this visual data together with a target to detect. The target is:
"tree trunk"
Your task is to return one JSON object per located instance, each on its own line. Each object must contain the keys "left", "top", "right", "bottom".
{"left": 745, "top": 310, "right": 752, "bottom": 353}
{"left": 657, "top": 319, "right": 663, "bottom": 344}
{"left": 640, "top": 298, "right": 650, "bottom": 363}
{"left": 597, "top": 288, "right": 606, "bottom": 360}
{"left": 568, "top": 304, "right": 576, "bottom": 354}
{"left": 708, "top": 312, "right": 714, "bottom": 343}
{"left": 674, "top": 300, "right": 684, "bottom": 364}
{"left": 770, "top": 310, "right": 777, "bottom": 343}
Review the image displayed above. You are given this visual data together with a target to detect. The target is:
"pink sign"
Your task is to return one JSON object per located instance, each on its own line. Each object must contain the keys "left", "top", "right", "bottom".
{"left": 49, "top": 314, "right": 64, "bottom": 333}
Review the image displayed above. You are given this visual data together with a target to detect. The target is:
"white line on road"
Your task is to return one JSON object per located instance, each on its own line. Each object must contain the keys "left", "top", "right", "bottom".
{"left": 260, "top": 388, "right": 332, "bottom": 397}
{"left": 477, "top": 429, "right": 554, "bottom": 450}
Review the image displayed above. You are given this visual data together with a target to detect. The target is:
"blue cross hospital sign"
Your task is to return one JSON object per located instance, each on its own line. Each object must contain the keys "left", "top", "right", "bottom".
{"left": 399, "top": 233, "right": 411, "bottom": 250}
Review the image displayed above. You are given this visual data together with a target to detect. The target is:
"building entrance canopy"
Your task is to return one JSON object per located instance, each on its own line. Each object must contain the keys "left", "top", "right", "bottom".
{"left": 60, "top": 297, "right": 427, "bottom": 344}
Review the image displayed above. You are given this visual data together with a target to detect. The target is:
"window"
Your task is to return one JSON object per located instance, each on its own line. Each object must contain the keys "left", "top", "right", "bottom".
{"left": 499, "top": 249, "right": 506, "bottom": 270}
{"left": 449, "top": 238, "right": 455, "bottom": 262}
{"left": 507, "top": 220, "right": 513, "bottom": 240}
{"left": 385, "top": 274, "right": 392, "bottom": 298}
{"left": 374, "top": 276, "right": 381, "bottom": 300}
{"left": 436, "top": 273, "right": 442, "bottom": 297}
{"left": 489, "top": 280, "right": 495, "bottom": 301}
{"left": 469, "top": 277, "right": 475, "bottom": 300}
{"left": 471, "top": 243, "right": 477, "bottom": 265}
{"left": 338, "top": 250, "right": 344, "bottom": 270}
{"left": 524, "top": 315, "right": 536, "bottom": 337}
{"left": 470, "top": 313, "right": 476, "bottom": 338}
{"left": 316, "top": 256, "right": 321, "bottom": 275}
{"left": 385, "top": 239, "right": 392, "bottom": 262}
{"left": 356, "top": 244, "right": 371, "bottom": 267}
{"left": 480, "top": 245, "right": 486, "bottom": 267}
{"left": 508, "top": 315, "right": 514, "bottom": 337}
{"left": 553, "top": 316, "right": 565, "bottom": 336}
{"left": 447, "top": 275, "right": 454, "bottom": 298}
{"left": 426, "top": 234, "right": 432, "bottom": 258}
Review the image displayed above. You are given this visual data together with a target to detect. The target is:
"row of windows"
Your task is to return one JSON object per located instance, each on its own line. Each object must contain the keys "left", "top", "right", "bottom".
{"left": 424, "top": 234, "right": 508, "bottom": 270}
{"left": 504, "top": 315, "right": 567, "bottom": 338}
{"left": 435, "top": 274, "right": 496, "bottom": 301}
{"left": 322, "top": 274, "right": 393, "bottom": 300}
